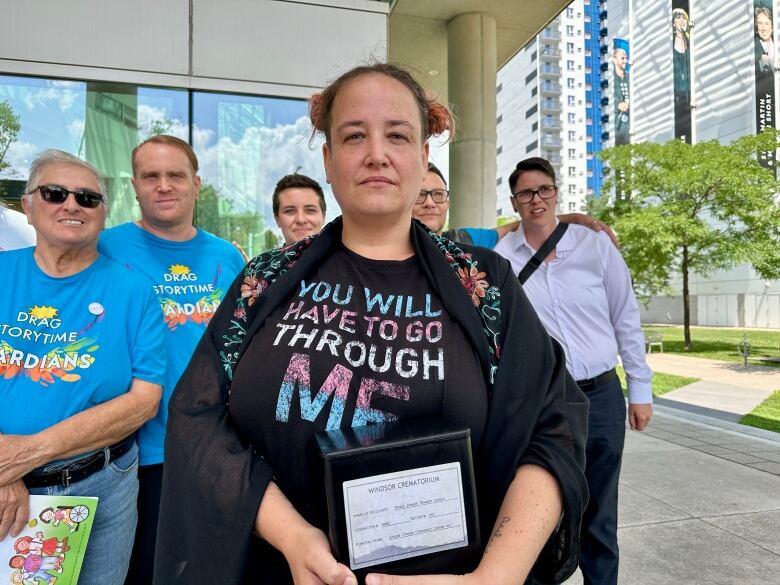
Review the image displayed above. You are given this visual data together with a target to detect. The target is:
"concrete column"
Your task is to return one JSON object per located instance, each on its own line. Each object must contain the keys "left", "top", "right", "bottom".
{"left": 447, "top": 12, "right": 497, "bottom": 229}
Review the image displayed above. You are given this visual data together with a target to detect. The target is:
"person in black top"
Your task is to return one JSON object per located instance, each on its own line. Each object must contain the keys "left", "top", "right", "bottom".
{"left": 154, "top": 63, "right": 589, "bottom": 585}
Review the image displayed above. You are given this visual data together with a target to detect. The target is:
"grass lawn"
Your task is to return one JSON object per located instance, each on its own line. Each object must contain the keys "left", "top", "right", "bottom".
{"left": 739, "top": 391, "right": 780, "bottom": 433}
{"left": 616, "top": 366, "right": 698, "bottom": 396}
{"left": 642, "top": 325, "right": 780, "bottom": 367}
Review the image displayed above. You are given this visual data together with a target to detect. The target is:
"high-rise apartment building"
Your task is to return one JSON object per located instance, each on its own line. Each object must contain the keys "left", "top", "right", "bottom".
{"left": 587, "top": 0, "right": 607, "bottom": 196}
{"left": 497, "top": 0, "right": 602, "bottom": 216}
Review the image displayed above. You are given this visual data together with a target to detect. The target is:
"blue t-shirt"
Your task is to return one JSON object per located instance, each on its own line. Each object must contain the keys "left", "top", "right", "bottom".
{"left": 463, "top": 227, "right": 499, "bottom": 249}
{"left": 99, "top": 223, "right": 245, "bottom": 465}
{"left": 0, "top": 248, "right": 165, "bottom": 436}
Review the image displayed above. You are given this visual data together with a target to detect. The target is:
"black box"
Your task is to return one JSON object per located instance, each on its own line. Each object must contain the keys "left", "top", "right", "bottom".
{"left": 315, "top": 419, "right": 481, "bottom": 580}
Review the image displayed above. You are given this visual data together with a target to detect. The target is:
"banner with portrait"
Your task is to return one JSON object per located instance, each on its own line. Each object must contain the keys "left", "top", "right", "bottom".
{"left": 672, "top": 0, "right": 692, "bottom": 143}
{"left": 754, "top": 0, "right": 777, "bottom": 170}
{"left": 613, "top": 38, "right": 630, "bottom": 145}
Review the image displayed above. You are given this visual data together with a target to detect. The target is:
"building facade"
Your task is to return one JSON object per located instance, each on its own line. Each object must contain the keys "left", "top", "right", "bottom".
{"left": 496, "top": 0, "right": 597, "bottom": 217}
{"left": 496, "top": 0, "right": 780, "bottom": 328}
{"left": 0, "top": 0, "right": 388, "bottom": 256}
{"left": 605, "top": 0, "right": 780, "bottom": 328}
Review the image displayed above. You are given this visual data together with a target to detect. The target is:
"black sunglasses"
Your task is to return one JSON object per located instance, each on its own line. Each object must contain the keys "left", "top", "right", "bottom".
{"left": 29, "top": 185, "right": 105, "bottom": 209}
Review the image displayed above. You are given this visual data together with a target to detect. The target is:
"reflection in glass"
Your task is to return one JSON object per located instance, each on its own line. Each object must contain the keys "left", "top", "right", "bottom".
{"left": 192, "top": 92, "right": 330, "bottom": 257}
{"left": 0, "top": 74, "right": 349, "bottom": 251}
{"left": 85, "top": 83, "right": 139, "bottom": 225}
{"left": 0, "top": 75, "right": 188, "bottom": 226}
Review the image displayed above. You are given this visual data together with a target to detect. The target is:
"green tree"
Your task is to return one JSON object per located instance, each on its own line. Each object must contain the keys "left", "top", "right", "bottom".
{"left": 194, "top": 182, "right": 273, "bottom": 257}
{"left": 0, "top": 101, "right": 20, "bottom": 174}
{"left": 597, "top": 131, "right": 780, "bottom": 351}
{"left": 146, "top": 117, "right": 174, "bottom": 138}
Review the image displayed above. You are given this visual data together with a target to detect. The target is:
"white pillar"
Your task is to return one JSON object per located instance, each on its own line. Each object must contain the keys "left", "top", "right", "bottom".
{"left": 447, "top": 12, "right": 497, "bottom": 229}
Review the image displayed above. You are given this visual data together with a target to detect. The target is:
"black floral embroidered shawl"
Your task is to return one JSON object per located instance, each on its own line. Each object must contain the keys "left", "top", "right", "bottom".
{"left": 154, "top": 218, "right": 589, "bottom": 585}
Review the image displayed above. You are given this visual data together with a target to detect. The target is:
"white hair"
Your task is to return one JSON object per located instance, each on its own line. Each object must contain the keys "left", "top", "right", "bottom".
{"left": 24, "top": 149, "right": 108, "bottom": 211}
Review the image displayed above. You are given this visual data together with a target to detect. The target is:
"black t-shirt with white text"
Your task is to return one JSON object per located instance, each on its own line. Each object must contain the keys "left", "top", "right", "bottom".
{"left": 229, "top": 245, "right": 488, "bottom": 540}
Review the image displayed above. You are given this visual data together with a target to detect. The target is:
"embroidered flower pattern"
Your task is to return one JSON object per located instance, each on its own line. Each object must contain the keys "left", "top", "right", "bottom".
{"left": 240, "top": 275, "right": 268, "bottom": 306}
{"left": 457, "top": 265, "right": 489, "bottom": 307}
{"left": 429, "top": 230, "right": 503, "bottom": 384}
{"left": 220, "top": 238, "right": 312, "bottom": 380}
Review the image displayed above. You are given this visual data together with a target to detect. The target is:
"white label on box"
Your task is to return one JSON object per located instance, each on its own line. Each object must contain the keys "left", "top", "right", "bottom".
{"left": 342, "top": 461, "right": 468, "bottom": 570}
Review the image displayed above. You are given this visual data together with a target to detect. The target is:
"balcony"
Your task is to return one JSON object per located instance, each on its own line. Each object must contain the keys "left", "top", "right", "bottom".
{"left": 542, "top": 118, "right": 562, "bottom": 130}
{"left": 541, "top": 100, "right": 562, "bottom": 113}
{"left": 541, "top": 135, "right": 562, "bottom": 149}
{"left": 540, "top": 28, "right": 560, "bottom": 41}
{"left": 541, "top": 64, "right": 561, "bottom": 76}
{"left": 541, "top": 82, "right": 562, "bottom": 96}
{"left": 540, "top": 47, "right": 561, "bottom": 60}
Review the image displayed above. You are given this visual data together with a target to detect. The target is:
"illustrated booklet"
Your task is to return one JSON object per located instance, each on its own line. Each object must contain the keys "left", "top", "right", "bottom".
{"left": 1, "top": 495, "right": 97, "bottom": 585}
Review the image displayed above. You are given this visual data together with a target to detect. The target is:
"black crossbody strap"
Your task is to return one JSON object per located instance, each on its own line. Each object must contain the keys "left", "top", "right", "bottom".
{"left": 517, "top": 222, "right": 569, "bottom": 284}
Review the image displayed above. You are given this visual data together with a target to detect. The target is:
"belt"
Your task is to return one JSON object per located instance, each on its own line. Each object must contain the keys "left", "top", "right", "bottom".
{"left": 575, "top": 367, "right": 618, "bottom": 392}
{"left": 23, "top": 436, "right": 135, "bottom": 489}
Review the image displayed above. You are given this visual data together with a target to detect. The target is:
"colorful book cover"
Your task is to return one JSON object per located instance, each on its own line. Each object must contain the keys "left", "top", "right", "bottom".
{"left": 1, "top": 495, "right": 97, "bottom": 585}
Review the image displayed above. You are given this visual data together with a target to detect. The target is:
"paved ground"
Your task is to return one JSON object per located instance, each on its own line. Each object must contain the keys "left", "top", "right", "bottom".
{"left": 565, "top": 405, "right": 780, "bottom": 584}
{"left": 563, "top": 354, "right": 780, "bottom": 584}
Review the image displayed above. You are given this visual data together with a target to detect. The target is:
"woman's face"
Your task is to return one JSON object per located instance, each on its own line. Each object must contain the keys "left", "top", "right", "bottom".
{"left": 757, "top": 13, "right": 773, "bottom": 42}
{"left": 511, "top": 170, "right": 558, "bottom": 229}
{"left": 274, "top": 187, "right": 325, "bottom": 243}
{"left": 674, "top": 12, "right": 688, "bottom": 32}
{"left": 22, "top": 163, "right": 106, "bottom": 253}
{"left": 322, "top": 73, "right": 428, "bottom": 224}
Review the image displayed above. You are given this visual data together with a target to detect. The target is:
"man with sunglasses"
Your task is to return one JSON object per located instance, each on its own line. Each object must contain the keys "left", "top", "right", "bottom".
{"left": 0, "top": 150, "right": 165, "bottom": 585}
{"left": 413, "top": 162, "right": 616, "bottom": 247}
{"left": 97, "top": 135, "right": 245, "bottom": 585}
{"left": 494, "top": 157, "right": 652, "bottom": 585}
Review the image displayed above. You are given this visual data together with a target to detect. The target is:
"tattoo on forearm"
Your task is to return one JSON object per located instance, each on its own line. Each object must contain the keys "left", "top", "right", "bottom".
{"left": 486, "top": 516, "right": 511, "bottom": 552}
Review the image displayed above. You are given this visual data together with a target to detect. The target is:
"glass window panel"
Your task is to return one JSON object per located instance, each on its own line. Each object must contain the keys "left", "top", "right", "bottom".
{"left": 0, "top": 76, "right": 87, "bottom": 208}
{"left": 191, "top": 91, "right": 331, "bottom": 257}
{"left": 0, "top": 74, "right": 188, "bottom": 225}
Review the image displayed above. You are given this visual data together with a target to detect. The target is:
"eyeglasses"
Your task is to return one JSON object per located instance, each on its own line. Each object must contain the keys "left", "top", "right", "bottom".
{"left": 511, "top": 185, "right": 557, "bottom": 204}
{"left": 29, "top": 185, "right": 105, "bottom": 209}
{"left": 416, "top": 189, "right": 449, "bottom": 204}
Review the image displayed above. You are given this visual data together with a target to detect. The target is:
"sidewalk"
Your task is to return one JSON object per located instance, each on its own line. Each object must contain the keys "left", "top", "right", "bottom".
{"left": 563, "top": 354, "right": 780, "bottom": 583}
{"left": 565, "top": 405, "right": 780, "bottom": 584}
{"left": 645, "top": 353, "right": 780, "bottom": 419}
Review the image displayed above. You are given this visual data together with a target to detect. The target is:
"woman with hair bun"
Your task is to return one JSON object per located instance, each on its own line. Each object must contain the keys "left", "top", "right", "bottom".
{"left": 155, "top": 63, "right": 588, "bottom": 585}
